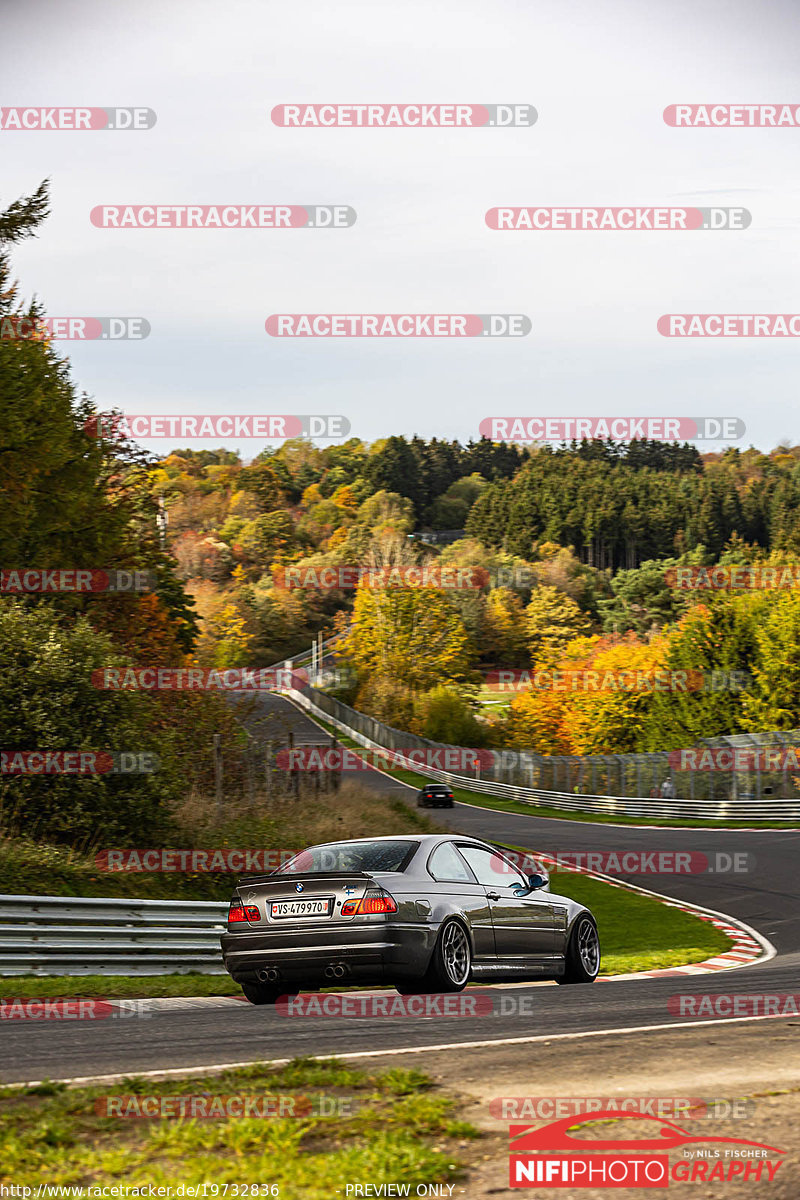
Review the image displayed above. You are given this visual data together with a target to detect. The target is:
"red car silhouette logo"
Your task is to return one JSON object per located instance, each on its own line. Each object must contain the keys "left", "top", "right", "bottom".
{"left": 510, "top": 1111, "right": 784, "bottom": 1155}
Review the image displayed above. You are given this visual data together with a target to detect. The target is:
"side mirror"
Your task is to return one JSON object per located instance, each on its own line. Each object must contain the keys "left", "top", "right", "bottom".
{"left": 511, "top": 872, "right": 548, "bottom": 896}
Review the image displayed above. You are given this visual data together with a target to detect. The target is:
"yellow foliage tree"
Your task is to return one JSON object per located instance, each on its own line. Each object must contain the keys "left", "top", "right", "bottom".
{"left": 508, "top": 632, "right": 668, "bottom": 755}
{"left": 343, "top": 582, "right": 471, "bottom": 692}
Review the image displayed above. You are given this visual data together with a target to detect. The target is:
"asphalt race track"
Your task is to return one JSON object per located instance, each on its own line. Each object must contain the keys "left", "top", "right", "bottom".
{"left": 3, "top": 693, "right": 800, "bottom": 1086}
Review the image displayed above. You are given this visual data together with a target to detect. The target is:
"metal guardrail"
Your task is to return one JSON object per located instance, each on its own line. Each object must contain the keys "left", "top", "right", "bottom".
{"left": 0, "top": 894, "right": 229, "bottom": 976}
{"left": 287, "top": 685, "right": 800, "bottom": 822}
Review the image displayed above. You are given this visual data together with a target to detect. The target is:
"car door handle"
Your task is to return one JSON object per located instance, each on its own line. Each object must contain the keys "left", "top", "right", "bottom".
{"left": 486, "top": 892, "right": 501, "bottom": 901}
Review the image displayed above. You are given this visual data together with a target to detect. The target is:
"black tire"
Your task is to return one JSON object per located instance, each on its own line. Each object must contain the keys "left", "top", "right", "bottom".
{"left": 397, "top": 918, "right": 472, "bottom": 995}
{"left": 557, "top": 915, "right": 600, "bottom": 984}
{"left": 241, "top": 981, "right": 294, "bottom": 1005}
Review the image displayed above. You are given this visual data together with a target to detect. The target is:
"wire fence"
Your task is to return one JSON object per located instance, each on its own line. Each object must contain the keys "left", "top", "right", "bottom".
{"left": 282, "top": 669, "right": 800, "bottom": 818}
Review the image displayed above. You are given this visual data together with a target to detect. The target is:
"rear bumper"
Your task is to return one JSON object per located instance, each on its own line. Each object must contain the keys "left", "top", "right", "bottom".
{"left": 220, "top": 919, "right": 435, "bottom": 985}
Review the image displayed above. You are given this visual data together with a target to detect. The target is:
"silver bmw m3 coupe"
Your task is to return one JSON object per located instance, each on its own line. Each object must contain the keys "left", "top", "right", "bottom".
{"left": 220, "top": 833, "right": 600, "bottom": 1004}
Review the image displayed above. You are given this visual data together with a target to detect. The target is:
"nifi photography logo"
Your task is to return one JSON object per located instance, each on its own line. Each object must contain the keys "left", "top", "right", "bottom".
{"left": 508, "top": 1111, "right": 784, "bottom": 1188}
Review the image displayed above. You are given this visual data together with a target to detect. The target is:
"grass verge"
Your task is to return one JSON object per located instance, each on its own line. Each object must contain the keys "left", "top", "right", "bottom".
{"left": 0, "top": 1058, "right": 479, "bottom": 1197}
{"left": 0, "top": 975, "right": 236, "bottom": 998}
{"left": 0, "top": 784, "right": 436, "bottom": 901}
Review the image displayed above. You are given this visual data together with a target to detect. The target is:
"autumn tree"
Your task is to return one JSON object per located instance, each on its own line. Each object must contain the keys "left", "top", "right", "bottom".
{"left": 525, "top": 586, "right": 592, "bottom": 661}
{"left": 343, "top": 583, "right": 471, "bottom": 693}
{"left": 740, "top": 591, "right": 800, "bottom": 731}
{"left": 481, "top": 587, "right": 528, "bottom": 665}
{"left": 0, "top": 180, "right": 198, "bottom": 650}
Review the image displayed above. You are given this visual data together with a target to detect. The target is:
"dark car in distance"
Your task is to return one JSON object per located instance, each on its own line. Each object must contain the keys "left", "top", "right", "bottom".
{"left": 220, "top": 834, "right": 600, "bottom": 1004}
{"left": 416, "top": 781, "right": 455, "bottom": 808}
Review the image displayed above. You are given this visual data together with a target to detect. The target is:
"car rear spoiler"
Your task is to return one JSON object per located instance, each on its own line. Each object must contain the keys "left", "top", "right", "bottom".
{"left": 237, "top": 869, "right": 373, "bottom": 885}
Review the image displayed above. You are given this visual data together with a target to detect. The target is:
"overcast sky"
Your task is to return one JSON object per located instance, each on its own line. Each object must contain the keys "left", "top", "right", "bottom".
{"left": 3, "top": 0, "right": 799, "bottom": 457}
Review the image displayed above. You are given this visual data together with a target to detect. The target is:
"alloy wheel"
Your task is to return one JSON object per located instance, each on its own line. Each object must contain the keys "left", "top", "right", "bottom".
{"left": 441, "top": 921, "right": 470, "bottom": 985}
{"left": 577, "top": 918, "right": 600, "bottom": 976}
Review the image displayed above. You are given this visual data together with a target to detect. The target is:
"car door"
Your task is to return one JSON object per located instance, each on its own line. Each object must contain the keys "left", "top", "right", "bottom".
{"left": 455, "top": 843, "right": 556, "bottom": 960}
{"left": 426, "top": 841, "right": 495, "bottom": 961}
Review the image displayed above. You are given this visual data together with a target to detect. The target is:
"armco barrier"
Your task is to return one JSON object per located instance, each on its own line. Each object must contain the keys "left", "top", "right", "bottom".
{"left": 0, "top": 894, "right": 228, "bottom": 976}
{"left": 285, "top": 681, "right": 800, "bottom": 823}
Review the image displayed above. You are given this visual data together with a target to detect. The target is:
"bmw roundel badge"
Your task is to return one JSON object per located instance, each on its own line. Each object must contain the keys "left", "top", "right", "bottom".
{"left": 295, "top": 882, "right": 304, "bottom": 892}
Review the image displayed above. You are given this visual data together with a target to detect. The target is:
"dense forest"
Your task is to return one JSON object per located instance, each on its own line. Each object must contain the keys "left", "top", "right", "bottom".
{"left": 466, "top": 441, "right": 800, "bottom": 570}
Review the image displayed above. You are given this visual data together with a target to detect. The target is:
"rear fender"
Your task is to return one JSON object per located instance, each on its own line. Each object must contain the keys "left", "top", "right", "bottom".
{"left": 427, "top": 902, "right": 478, "bottom": 957}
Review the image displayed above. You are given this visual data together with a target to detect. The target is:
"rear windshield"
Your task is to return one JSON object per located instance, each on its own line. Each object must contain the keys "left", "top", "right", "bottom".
{"left": 275, "top": 840, "right": 418, "bottom": 875}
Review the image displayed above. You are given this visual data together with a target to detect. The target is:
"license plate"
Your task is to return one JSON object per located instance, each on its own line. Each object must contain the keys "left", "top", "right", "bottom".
{"left": 270, "top": 898, "right": 332, "bottom": 920}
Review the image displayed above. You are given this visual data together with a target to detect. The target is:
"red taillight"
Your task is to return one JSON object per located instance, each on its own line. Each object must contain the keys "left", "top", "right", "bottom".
{"left": 228, "top": 900, "right": 261, "bottom": 923}
{"left": 342, "top": 891, "right": 398, "bottom": 917}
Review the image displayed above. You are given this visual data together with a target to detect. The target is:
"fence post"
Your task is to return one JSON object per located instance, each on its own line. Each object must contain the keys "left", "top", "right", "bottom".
{"left": 327, "top": 735, "right": 336, "bottom": 793}
{"left": 286, "top": 732, "right": 294, "bottom": 794}
{"left": 246, "top": 742, "right": 255, "bottom": 806}
{"left": 265, "top": 740, "right": 273, "bottom": 801}
{"left": 213, "top": 734, "right": 223, "bottom": 816}
{"left": 331, "top": 735, "right": 341, "bottom": 792}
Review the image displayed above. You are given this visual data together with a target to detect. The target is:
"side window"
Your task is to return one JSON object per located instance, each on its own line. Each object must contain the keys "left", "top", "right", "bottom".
{"left": 458, "top": 845, "right": 527, "bottom": 889}
{"left": 428, "top": 842, "right": 476, "bottom": 883}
